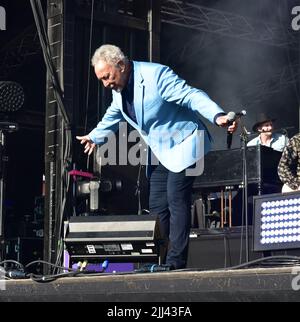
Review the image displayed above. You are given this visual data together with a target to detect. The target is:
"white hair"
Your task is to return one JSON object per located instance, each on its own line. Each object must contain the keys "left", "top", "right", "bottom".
{"left": 91, "top": 44, "right": 128, "bottom": 67}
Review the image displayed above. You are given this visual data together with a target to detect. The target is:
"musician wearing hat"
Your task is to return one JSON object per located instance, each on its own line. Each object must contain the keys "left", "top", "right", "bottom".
{"left": 247, "top": 113, "right": 288, "bottom": 152}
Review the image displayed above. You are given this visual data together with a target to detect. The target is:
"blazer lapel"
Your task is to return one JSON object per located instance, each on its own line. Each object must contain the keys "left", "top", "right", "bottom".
{"left": 133, "top": 62, "right": 144, "bottom": 129}
{"left": 115, "top": 89, "right": 137, "bottom": 129}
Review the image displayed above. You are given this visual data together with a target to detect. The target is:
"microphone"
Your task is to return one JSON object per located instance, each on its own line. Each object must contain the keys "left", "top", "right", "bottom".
{"left": 227, "top": 110, "right": 247, "bottom": 123}
{"left": 226, "top": 110, "right": 247, "bottom": 149}
{"left": 272, "top": 126, "right": 294, "bottom": 135}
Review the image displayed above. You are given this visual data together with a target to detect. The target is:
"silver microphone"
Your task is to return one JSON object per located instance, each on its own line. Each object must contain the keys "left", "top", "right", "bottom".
{"left": 226, "top": 110, "right": 246, "bottom": 149}
{"left": 227, "top": 110, "right": 247, "bottom": 122}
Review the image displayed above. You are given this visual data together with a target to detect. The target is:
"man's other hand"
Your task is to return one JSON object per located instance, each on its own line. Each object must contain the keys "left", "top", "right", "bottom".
{"left": 76, "top": 135, "right": 96, "bottom": 155}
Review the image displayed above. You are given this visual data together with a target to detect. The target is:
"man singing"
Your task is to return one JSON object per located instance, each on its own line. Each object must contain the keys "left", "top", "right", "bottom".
{"left": 77, "top": 44, "right": 237, "bottom": 269}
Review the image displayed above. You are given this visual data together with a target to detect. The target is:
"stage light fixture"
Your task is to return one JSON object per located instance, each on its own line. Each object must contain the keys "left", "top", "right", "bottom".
{"left": 0, "top": 81, "right": 25, "bottom": 112}
{"left": 254, "top": 192, "right": 300, "bottom": 251}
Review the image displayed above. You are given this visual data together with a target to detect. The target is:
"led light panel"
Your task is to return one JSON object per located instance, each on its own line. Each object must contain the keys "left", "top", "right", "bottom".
{"left": 254, "top": 192, "right": 300, "bottom": 251}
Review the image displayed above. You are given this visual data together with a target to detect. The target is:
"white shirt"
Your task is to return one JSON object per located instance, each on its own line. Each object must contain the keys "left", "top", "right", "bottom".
{"left": 247, "top": 132, "right": 288, "bottom": 152}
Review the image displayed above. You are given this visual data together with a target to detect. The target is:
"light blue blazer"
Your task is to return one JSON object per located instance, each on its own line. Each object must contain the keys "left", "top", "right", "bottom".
{"left": 88, "top": 61, "right": 224, "bottom": 173}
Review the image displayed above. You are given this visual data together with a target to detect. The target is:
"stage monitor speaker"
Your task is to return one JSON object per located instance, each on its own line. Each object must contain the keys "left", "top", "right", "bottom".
{"left": 187, "top": 227, "right": 262, "bottom": 270}
{"left": 64, "top": 215, "right": 162, "bottom": 264}
{"left": 187, "top": 226, "right": 300, "bottom": 270}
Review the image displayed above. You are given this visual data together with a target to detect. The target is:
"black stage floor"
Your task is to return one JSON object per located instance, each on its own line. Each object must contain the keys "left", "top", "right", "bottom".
{"left": 1, "top": 266, "right": 300, "bottom": 302}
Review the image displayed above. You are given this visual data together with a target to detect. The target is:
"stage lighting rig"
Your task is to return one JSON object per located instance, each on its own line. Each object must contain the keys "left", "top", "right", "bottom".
{"left": 69, "top": 170, "right": 122, "bottom": 214}
{"left": 0, "top": 82, "right": 25, "bottom": 113}
{"left": 0, "top": 81, "right": 24, "bottom": 238}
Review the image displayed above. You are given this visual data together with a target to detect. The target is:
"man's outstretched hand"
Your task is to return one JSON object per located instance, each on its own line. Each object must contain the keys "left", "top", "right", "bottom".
{"left": 76, "top": 135, "right": 96, "bottom": 155}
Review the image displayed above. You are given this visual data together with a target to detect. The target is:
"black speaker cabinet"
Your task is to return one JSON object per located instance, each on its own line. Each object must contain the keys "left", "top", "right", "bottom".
{"left": 4, "top": 237, "right": 43, "bottom": 266}
{"left": 187, "top": 226, "right": 300, "bottom": 270}
{"left": 187, "top": 226, "right": 261, "bottom": 270}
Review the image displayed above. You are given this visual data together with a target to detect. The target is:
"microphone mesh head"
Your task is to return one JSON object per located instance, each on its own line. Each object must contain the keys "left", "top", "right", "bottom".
{"left": 227, "top": 111, "right": 236, "bottom": 122}
{"left": 0, "top": 82, "right": 25, "bottom": 112}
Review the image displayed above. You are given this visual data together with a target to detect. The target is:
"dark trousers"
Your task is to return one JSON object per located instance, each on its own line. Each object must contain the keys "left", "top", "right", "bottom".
{"left": 149, "top": 163, "right": 195, "bottom": 269}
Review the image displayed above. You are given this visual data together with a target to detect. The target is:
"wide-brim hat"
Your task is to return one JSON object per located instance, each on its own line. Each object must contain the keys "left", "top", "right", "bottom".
{"left": 252, "top": 113, "right": 276, "bottom": 132}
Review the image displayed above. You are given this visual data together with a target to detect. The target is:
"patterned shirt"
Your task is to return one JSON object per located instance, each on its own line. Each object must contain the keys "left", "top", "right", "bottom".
{"left": 278, "top": 133, "right": 300, "bottom": 190}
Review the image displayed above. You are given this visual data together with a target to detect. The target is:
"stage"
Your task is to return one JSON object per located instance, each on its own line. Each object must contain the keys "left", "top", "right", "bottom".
{"left": 1, "top": 266, "right": 299, "bottom": 302}
{"left": 2, "top": 0, "right": 300, "bottom": 305}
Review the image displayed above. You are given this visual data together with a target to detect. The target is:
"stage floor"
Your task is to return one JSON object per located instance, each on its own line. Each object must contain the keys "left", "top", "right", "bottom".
{"left": 0, "top": 266, "right": 300, "bottom": 302}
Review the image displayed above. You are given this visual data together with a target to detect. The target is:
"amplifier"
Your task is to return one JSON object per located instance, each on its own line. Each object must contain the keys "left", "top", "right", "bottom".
{"left": 187, "top": 227, "right": 300, "bottom": 270}
{"left": 64, "top": 215, "right": 162, "bottom": 263}
{"left": 187, "top": 227, "right": 261, "bottom": 270}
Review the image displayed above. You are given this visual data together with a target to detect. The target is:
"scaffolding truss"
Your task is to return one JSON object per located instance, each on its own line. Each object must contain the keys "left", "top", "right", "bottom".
{"left": 161, "top": 0, "right": 299, "bottom": 50}
{"left": 227, "top": 62, "right": 300, "bottom": 108}
{"left": 0, "top": 25, "right": 41, "bottom": 79}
